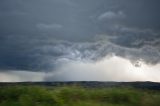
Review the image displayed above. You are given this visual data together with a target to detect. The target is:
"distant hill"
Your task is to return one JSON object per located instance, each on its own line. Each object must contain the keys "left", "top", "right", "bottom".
{"left": 0, "top": 81, "right": 160, "bottom": 90}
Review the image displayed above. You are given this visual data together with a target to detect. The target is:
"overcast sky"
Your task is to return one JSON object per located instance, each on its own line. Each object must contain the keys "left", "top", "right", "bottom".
{"left": 0, "top": 0, "right": 160, "bottom": 82}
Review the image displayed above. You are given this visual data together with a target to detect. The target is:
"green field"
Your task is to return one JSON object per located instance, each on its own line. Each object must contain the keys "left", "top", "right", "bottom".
{"left": 0, "top": 85, "right": 160, "bottom": 106}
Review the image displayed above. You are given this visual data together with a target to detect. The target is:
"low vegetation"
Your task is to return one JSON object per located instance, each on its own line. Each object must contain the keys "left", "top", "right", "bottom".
{"left": 0, "top": 85, "right": 160, "bottom": 106}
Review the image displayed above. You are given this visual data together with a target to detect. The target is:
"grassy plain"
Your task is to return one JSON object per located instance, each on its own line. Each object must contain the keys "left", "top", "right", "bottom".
{"left": 0, "top": 85, "right": 160, "bottom": 106}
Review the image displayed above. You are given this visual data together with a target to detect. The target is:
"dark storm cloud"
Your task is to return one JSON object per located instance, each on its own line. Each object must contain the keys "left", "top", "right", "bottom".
{"left": 0, "top": 0, "right": 160, "bottom": 72}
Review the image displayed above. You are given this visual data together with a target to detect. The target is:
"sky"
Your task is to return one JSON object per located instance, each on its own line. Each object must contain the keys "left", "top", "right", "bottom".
{"left": 0, "top": 0, "right": 160, "bottom": 82}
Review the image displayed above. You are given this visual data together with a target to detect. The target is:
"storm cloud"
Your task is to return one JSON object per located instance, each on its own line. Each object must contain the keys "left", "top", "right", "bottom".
{"left": 0, "top": 0, "right": 160, "bottom": 81}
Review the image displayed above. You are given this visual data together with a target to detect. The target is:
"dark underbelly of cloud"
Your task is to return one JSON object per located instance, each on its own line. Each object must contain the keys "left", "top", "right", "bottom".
{"left": 0, "top": 0, "right": 160, "bottom": 81}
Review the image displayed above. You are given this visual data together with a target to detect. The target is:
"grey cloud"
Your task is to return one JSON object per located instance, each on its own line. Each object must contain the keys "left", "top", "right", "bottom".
{"left": 0, "top": 70, "right": 45, "bottom": 82}
{"left": 109, "top": 26, "right": 160, "bottom": 49}
{"left": 37, "top": 23, "right": 63, "bottom": 30}
{"left": 0, "top": 32, "right": 160, "bottom": 72}
{"left": 0, "top": 10, "right": 26, "bottom": 16}
{"left": 33, "top": 38, "right": 160, "bottom": 68}
{"left": 44, "top": 56, "right": 160, "bottom": 81}
{"left": 0, "top": 0, "right": 160, "bottom": 77}
{"left": 98, "top": 11, "right": 125, "bottom": 21}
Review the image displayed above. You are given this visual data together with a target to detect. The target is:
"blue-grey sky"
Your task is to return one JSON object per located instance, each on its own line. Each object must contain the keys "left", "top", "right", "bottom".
{"left": 0, "top": 0, "right": 160, "bottom": 82}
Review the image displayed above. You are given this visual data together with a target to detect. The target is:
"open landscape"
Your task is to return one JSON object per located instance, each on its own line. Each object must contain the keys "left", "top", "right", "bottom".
{"left": 1, "top": 1, "right": 160, "bottom": 106}
{"left": 1, "top": 81, "right": 160, "bottom": 106}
